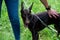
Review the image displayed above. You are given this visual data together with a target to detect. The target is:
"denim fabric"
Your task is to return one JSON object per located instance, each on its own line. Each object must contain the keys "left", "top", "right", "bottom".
{"left": 0, "top": 0, "right": 20, "bottom": 40}
{"left": 0, "top": 0, "right": 2, "bottom": 17}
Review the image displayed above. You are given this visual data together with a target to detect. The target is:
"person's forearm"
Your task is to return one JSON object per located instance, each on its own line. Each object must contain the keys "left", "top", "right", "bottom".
{"left": 40, "top": 0, "right": 49, "bottom": 8}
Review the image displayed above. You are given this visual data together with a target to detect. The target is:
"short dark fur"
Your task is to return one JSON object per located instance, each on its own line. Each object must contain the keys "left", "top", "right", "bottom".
{"left": 21, "top": 2, "right": 60, "bottom": 40}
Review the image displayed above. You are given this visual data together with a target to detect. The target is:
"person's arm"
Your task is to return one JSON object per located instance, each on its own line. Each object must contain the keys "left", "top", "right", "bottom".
{"left": 40, "top": 0, "right": 49, "bottom": 8}
{"left": 40, "top": 0, "right": 59, "bottom": 18}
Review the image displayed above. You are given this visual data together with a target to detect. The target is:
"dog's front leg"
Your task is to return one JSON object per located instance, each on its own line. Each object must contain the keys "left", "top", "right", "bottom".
{"left": 31, "top": 30, "right": 38, "bottom": 40}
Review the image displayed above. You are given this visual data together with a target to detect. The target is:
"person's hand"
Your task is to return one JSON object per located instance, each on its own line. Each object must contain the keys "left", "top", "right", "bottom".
{"left": 47, "top": 9, "right": 59, "bottom": 19}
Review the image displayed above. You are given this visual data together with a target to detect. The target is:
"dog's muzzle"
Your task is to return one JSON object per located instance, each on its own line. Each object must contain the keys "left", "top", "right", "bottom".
{"left": 25, "top": 20, "right": 30, "bottom": 27}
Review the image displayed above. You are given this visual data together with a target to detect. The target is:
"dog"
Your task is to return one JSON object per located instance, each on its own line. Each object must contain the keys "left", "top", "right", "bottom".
{"left": 21, "top": 2, "right": 60, "bottom": 40}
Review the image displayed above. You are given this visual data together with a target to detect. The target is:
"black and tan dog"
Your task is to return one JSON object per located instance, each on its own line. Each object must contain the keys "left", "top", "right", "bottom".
{"left": 21, "top": 2, "right": 60, "bottom": 40}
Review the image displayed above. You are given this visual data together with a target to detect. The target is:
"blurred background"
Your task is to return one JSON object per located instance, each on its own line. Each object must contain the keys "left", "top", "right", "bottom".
{"left": 0, "top": 0, "right": 60, "bottom": 40}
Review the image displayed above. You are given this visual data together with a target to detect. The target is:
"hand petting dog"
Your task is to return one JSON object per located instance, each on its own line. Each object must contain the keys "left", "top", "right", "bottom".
{"left": 40, "top": 0, "right": 59, "bottom": 19}
{"left": 47, "top": 9, "right": 59, "bottom": 19}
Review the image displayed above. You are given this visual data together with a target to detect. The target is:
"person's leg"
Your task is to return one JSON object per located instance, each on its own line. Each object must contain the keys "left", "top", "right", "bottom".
{"left": 0, "top": 0, "right": 2, "bottom": 18}
{"left": 5, "top": 0, "right": 20, "bottom": 40}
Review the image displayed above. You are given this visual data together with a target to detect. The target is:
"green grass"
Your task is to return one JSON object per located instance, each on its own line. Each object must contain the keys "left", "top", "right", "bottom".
{"left": 0, "top": 0, "right": 60, "bottom": 40}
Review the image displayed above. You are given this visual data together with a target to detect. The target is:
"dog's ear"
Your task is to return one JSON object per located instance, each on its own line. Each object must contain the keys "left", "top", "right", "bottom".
{"left": 29, "top": 3, "right": 33, "bottom": 13}
{"left": 21, "top": 2, "right": 24, "bottom": 11}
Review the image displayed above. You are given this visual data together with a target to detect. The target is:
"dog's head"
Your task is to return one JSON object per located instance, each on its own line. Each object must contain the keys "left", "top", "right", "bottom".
{"left": 21, "top": 2, "right": 33, "bottom": 27}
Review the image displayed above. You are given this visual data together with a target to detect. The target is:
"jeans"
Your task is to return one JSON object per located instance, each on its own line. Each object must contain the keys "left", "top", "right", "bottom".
{"left": 0, "top": 0, "right": 20, "bottom": 40}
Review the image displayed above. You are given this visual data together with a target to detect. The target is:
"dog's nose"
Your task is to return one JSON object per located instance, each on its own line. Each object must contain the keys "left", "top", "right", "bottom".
{"left": 25, "top": 21, "right": 30, "bottom": 25}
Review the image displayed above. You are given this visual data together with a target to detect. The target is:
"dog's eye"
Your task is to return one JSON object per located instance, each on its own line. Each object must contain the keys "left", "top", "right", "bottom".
{"left": 28, "top": 14, "right": 30, "bottom": 16}
{"left": 23, "top": 14, "right": 26, "bottom": 17}
{"left": 28, "top": 15, "right": 31, "bottom": 18}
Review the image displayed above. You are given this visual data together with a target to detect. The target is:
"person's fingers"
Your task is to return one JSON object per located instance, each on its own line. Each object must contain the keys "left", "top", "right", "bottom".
{"left": 49, "top": 14, "right": 52, "bottom": 18}
{"left": 52, "top": 14, "right": 57, "bottom": 19}
{"left": 55, "top": 13, "right": 59, "bottom": 17}
{"left": 54, "top": 12, "right": 59, "bottom": 17}
{"left": 51, "top": 10, "right": 59, "bottom": 18}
